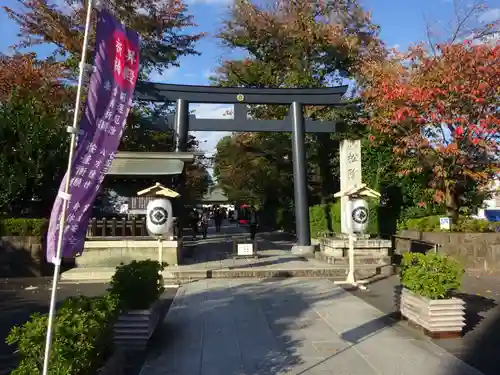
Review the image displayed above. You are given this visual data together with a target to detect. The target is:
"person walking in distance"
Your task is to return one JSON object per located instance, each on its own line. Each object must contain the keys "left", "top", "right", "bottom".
{"left": 249, "top": 205, "right": 258, "bottom": 240}
{"left": 189, "top": 208, "right": 199, "bottom": 240}
{"left": 200, "top": 208, "right": 209, "bottom": 239}
{"left": 214, "top": 206, "right": 223, "bottom": 233}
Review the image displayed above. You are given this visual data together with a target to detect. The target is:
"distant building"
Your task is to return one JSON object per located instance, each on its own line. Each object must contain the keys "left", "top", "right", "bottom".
{"left": 201, "top": 187, "right": 231, "bottom": 209}
{"left": 475, "top": 174, "right": 500, "bottom": 221}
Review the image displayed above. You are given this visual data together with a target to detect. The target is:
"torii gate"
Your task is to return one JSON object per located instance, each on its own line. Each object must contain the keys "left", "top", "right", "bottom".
{"left": 134, "top": 83, "right": 348, "bottom": 256}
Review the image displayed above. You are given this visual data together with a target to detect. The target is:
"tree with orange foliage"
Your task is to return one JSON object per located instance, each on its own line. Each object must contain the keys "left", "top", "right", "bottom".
{"left": 0, "top": 53, "right": 70, "bottom": 106}
{"left": 361, "top": 41, "right": 499, "bottom": 221}
{"left": 0, "top": 54, "right": 72, "bottom": 216}
{"left": 3, "top": 0, "right": 203, "bottom": 76}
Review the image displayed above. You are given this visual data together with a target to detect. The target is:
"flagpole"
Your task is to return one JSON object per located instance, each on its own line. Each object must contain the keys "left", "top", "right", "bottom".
{"left": 42, "top": 0, "right": 96, "bottom": 373}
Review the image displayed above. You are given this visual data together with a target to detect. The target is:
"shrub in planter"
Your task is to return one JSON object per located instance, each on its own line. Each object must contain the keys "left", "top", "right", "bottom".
{"left": 400, "top": 252, "right": 463, "bottom": 299}
{"left": 6, "top": 294, "right": 120, "bottom": 375}
{"left": 109, "top": 260, "right": 165, "bottom": 310}
{"left": 109, "top": 260, "right": 166, "bottom": 350}
{"left": 398, "top": 252, "right": 466, "bottom": 335}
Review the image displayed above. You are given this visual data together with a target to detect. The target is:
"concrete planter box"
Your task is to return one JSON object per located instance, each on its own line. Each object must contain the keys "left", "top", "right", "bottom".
{"left": 398, "top": 287, "right": 465, "bottom": 336}
{"left": 113, "top": 300, "right": 161, "bottom": 350}
{"left": 97, "top": 350, "right": 125, "bottom": 375}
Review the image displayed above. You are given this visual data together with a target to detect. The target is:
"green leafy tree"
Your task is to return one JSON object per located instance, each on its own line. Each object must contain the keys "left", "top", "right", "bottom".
{"left": 212, "top": 0, "right": 384, "bottom": 228}
{"left": 2, "top": 1, "right": 211, "bottom": 213}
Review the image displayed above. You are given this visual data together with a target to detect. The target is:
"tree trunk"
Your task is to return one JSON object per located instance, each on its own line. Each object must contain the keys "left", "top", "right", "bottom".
{"left": 445, "top": 186, "right": 459, "bottom": 224}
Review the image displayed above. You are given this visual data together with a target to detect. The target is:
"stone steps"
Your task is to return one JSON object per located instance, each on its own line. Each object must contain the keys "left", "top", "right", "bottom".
{"left": 314, "top": 252, "right": 392, "bottom": 266}
{"left": 60, "top": 264, "right": 393, "bottom": 284}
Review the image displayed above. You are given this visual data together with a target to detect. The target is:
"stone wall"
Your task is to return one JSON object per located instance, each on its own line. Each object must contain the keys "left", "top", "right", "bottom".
{"left": 395, "top": 230, "right": 500, "bottom": 272}
{"left": 78, "top": 239, "right": 182, "bottom": 267}
{"left": 0, "top": 236, "right": 46, "bottom": 277}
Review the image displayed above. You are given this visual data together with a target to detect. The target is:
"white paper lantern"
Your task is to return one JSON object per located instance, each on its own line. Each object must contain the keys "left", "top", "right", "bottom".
{"left": 146, "top": 198, "right": 173, "bottom": 237}
{"left": 350, "top": 199, "right": 369, "bottom": 233}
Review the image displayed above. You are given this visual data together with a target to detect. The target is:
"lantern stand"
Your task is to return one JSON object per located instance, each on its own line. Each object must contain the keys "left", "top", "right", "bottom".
{"left": 138, "top": 182, "right": 180, "bottom": 273}
{"left": 157, "top": 236, "right": 163, "bottom": 270}
{"left": 332, "top": 184, "right": 381, "bottom": 291}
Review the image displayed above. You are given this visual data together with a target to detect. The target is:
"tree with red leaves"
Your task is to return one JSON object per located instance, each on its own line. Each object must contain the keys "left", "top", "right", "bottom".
{"left": 361, "top": 41, "right": 499, "bottom": 221}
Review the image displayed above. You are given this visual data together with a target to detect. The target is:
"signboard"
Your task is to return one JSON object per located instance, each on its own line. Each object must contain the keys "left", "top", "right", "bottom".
{"left": 237, "top": 243, "right": 254, "bottom": 256}
{"left": 339, "top": 139, "right": 362, "bottom": 234}
{"left": 439, "top": 217, "right": 451, "bottom": 230}
{"left": 340, "top": 139, "right": 362, "bottom": 190}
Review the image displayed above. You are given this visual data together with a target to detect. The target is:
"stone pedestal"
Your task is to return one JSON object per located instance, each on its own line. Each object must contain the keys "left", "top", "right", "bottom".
{"left": 291, "top": 244, "right": 316, "bottom": 257}
{"left": 78, "top": 239, "right": 183, "bottom": 267}
{"left": 317, "top": 237, "right": 392, "bottom": 266}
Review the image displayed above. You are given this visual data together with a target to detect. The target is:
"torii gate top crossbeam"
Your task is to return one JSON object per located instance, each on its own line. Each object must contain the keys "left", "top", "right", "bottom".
{"left": 134, "top": 82, "right": 348, "bottom": 105}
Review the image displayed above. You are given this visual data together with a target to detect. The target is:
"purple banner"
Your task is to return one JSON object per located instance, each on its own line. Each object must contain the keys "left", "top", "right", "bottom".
{"left": 46, "top": 9, "right": 140, "bottom": 263}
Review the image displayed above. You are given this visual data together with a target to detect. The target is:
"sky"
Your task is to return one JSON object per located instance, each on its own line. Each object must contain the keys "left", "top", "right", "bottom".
{"left": 1, "top": 0, "right": 499, "bottom": 158}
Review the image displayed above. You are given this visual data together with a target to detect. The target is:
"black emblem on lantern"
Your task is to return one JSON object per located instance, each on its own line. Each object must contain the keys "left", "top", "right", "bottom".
{"left": 352, "top": 206, "right": 368, "bottom": 224}
{"left": 149, "top": 207, "right": 168, "bottom": 226}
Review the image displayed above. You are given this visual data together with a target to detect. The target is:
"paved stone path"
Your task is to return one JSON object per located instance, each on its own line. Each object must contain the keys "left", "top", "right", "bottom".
{"left": 139, "top": 279, "right": 484, "bottom": 375}
{"left": 61, "top": 225, "right": 357, "bottom": 282}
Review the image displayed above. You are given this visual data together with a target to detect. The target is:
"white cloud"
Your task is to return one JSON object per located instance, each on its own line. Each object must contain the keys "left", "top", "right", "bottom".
{"left": 470, "top": 30, "right": 500, "bottom": 46}
{"left": 190, "top": 104, "right": 233, "bottom": 157}
{"left": 479, "top": 8, "right": 500, "bottom": 24}
{"left": 149, "top": 67, "right": 182, "bottom": 83}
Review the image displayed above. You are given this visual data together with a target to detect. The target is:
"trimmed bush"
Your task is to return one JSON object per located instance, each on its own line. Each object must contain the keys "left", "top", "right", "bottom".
{"left": 309, "top": 199, "right": 380, "bottom": 237}
{"left": 398, "top": 215, "right": 495, "bottom": 232}
{"left": 309, "top": 205, "right": 330, "bottom": 237}
{"left": 400, "top": 252, "right": 464, "bottom": 299}
{"left": 6, "top": 294, "right": 120, "bottom": 375}
{"left": 109, "top": 260, "right": 165, "bottom": 310}
{"left": 0, "top": 218, "right": 48, "bottom": 236}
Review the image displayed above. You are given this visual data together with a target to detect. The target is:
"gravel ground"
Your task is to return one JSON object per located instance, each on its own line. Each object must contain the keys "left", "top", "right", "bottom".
{"left": 0, "top": 278, "right": 177, "bottom": 375}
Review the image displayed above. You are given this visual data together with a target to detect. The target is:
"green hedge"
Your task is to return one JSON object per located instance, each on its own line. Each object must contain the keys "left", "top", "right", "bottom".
{"left": 7, "top": 259, "right": 165, "bottom": 373}
{"left": 0, "top": 218, "right": 48, "bottom": 236}
{"left": 309, "top": 199, "right": 379, "bottom": 237}
{"left": 398, "top": 215, "right": 496, "bottom": 233}
{"left": 7, "top": 294, "right": 120, "bottom": 374}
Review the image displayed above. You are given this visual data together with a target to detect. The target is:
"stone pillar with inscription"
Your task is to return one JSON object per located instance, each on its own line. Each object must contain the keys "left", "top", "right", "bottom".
{"left": 339, "top": 139, "right": 362, "bottom": 234}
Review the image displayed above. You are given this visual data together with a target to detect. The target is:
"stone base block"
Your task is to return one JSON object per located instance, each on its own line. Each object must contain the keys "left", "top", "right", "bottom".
{"left": 78, "top": 239, "right": 181, "bottom": 267}
{"left": 291, "top": 245, "right": 316, "bottom": 257}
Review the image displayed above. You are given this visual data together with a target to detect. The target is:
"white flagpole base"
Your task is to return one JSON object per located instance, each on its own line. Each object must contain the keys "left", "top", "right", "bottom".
{"left": 332, "top": 278, "right": 369, "bottom": 291}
